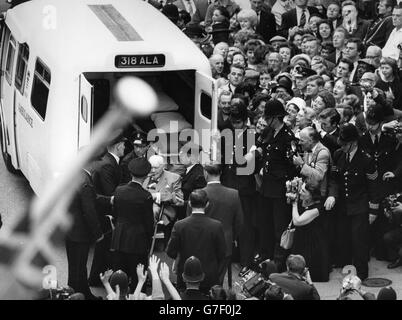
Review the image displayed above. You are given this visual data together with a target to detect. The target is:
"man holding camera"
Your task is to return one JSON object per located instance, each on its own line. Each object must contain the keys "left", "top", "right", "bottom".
{"left": 326, "top": 123, "right": 380, "bottom": 280}
{"left": 269, "top": 254, "right": 320, "bottom": 300}
{"left": 384, "top": 199, "right": 402, "bottom": 269}
{"left": 293, "top": 126, "right": 331, "bottom": 198}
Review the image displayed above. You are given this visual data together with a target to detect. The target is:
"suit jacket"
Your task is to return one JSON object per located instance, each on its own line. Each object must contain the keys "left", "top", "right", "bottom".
{"left": 111, "top": 182, "right": 154, "bottom": 255}
{"left": 256, "top": 9, "right": 277, "bottom": 43}
{"left": 143, "top": 169, "right": 184, "bottom": 222}
{"left": 66, "top": 170, "right": 103, "bottom": 243}
{"left": 269, "top": 272, "right": 320, "bottom": 300}
{"left": 300, "top": 142, "right": 331, "bottom": 197}
{"left": 166, "top": 213, "right": 226, "bottom": 289}
{"left": 181, "top": 164, "right": 207, "bottom": 201}
{"left": 343, "top": 18, "right": 370, "bottom": 40}
{"left": 320, "top": 128, "right": 340, "bottom": 157}
{"left": 202, "top": 183, "right": 243, "bottom": 257}
{"left": 92, "top": 153, "right": 121, "bottom": 196}
{"left": 175, "top": 0, "right": 209, "bottom": 22}
{"left": 363, "top": 15, "right": 393, "bottom": 48}
{"left": 280, "top": 6, "right": 319, "bottom": 37}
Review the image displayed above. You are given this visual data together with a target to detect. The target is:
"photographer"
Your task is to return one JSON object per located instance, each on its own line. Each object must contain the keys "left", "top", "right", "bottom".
{"left": 289, "top": 180, "right": 329, "bottom": 282}
{"left": 337, "top": 274, "right": 376, "bottom": 300}
{"left": 383, "top": 196, "right": 402, "bottom": 269}
{"left": 269, "top": 254, "right": 320, "bottom": 300}
{"left": 292, "top": 126, "right": 331, "bottom": 199}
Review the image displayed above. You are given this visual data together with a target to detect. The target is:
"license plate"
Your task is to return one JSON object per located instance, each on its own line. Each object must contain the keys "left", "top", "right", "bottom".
{"left": 115, "top": 54, "right": 165, "bottom": 68}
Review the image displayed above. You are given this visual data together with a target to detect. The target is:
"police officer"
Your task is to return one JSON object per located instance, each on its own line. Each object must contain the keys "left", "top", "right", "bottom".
{"left": 359, "top": 104, "right": 399, "bottom": 260}
{"left": 111, "top": 157, "right": 154, "bottom": 292}
{"left": 256, "top": 99, "right": 297, "bottom": 272}
{"left": 220, "top": 98, "right": 257, "bottom": 275}
{"left": 120, "top": 131, "right": 150, "bottom": 184}
{"left": 326, "top": 123, "right": 380, "bottom": 280}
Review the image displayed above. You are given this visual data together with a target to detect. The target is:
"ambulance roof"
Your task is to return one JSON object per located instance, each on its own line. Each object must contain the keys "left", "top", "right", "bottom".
{"left": 5, "top": 0, "right": 211, "bottom": 75}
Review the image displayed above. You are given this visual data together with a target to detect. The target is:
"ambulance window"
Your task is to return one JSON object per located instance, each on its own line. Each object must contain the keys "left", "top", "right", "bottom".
{"left": 31, "top": 59, "right": 51, "bottom": 120}
{"left": 15, "top": 43, "right": 29, "bottom": 94}
{"left": 200, "top": 92, "right": 211, "bottom": 119}
{"left": 5, "top": 35, "right": 16, "bottom": 85}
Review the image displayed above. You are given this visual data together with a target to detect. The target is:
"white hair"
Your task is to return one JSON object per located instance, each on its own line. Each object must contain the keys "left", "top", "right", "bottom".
{"left": 148, "top": 155, "right": 165, "bottom": 168}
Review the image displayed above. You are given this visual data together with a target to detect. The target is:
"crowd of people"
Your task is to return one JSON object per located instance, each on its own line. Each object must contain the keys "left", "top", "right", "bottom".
{"left": 6, "top": 0, "right": 397, "bottom": 301}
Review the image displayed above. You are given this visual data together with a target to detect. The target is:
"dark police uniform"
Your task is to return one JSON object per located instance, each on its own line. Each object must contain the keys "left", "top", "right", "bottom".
{"left": 111, "top": 158, "right": 154, "bottom": 292}
{"left": 329, "top": 147, "right": 379, "bottom": 280}
{"left": 65, "top": 170, "right": 103, "bottom": 299}
{"left": 257, "top": 124, "right": 296, "bottom": 269}
{"left": 221, "top": 126, "right": 258, "bottom": 269}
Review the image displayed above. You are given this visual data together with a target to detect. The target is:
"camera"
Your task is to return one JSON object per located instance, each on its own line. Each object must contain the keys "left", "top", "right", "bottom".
{"left": 383, "top": 193, "right": 402, "bottom": 224}
{"left": 285, "top": 176, "right": 303, "bottom": 204}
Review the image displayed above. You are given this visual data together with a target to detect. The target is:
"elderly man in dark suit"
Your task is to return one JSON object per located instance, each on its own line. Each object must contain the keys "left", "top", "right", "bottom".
{"left": 279, "top": 0, "right": 319, "bottom": 37}
{"left": 88, "top": 135, "right": 126, "bottom": 286}
{"left": 166, "top": 189, "right": 226, "bottom": 293}
{"left": 65, "top": 166, "right": 105, "bottom": 300}
{"left": 202, "top": 163, "right": 243, "bottom": 287}
{"left": 269, "top": 255, "right": 320, "bottom": 300}
{"left": 111, "top": 158, "right": 154, "bottom": 292}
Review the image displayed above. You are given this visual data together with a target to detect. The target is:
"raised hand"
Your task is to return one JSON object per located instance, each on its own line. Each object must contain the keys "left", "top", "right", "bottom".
{"left": 99, "top": 269, "right": 113, "bottom": 284}
{"left": 148, "top": 255, "right": 160, "bottom": 276}
{"left": 136, "top": 264, "right": 148, "bottom": 283}
{"left": 159, "top": 262, "right": 170, "bottom": 282}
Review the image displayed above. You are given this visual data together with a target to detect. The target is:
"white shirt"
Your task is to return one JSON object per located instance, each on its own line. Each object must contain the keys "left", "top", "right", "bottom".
{"left": 349, "top": 61, "right": 358, "bottom": 82}
{"left": 296, "top": 6, "right": 310, "bottom": 27}
{"left": 186, "top": 164, "right": 196, "bottom": 175}
{"left": 109, "top": 152, "right": 120, "bottom": 165}
{"left": 182, "top": 0, "right": 197, "bottom": 16}
{"left": 382, "top": 27, "right": 402, "bottom": 61}
{"left": 272, "top": 0, "right": 288, "bottom": 27}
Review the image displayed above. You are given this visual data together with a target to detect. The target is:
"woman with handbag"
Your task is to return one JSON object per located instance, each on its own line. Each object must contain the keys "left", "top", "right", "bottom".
{"left": 290, "top": 181, "right": 329, "bottom": 282}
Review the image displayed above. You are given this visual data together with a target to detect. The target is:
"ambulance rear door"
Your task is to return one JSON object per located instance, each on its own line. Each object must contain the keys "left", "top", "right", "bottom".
{"left": 194, "top": 71, "right": 217, "bottom": 162}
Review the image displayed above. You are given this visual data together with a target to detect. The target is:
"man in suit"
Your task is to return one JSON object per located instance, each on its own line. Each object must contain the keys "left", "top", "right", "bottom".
{"left": 327, "top": 27, "right": 347, "bottom": 65}
{"left": 293, "top": 126, "right": 331, "bottom": 197}
{"left": 250, "top": 0, "right": 277, "bottom": 43}
{"left": 174, "top": 0, "right": 209, "bottom": 22}
{"left": 315, "top": 108, "right": 341, "bottom": 157}
{"left": 88, "top": 135, "right": 126, "bottom": 286}
{"left": 111, "top": 158, "right": 154, "bottom": 292}
{"left": 327, "top": 1, "right": 343, "bottom": 30}
{"left": 179, "top": 142, "right": 207, "bottom": 208}
{"left": 341, "top": 0, "right": 370, "bottom": 39}
{"left": 202, "top": 163, "right": 243, "bottom": 286}
{"left": 363, "top": 0, "right": 395, "bottom": 48}
{"left": 65, "top": 166, "right": 104, "bottom": 300}
{"left": 269, "top": 255, "right": 320, "bottom": 300}
{"left": 166, "top": 189, "right": 226, "bottom": 293}
{"left": 279, "top": 0, "right": 319, "bottom": 37}
{"left": 143, "top": 155, "right": 184, "bottom": 242}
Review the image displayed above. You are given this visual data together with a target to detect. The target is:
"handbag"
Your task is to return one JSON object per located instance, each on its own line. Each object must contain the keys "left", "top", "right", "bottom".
{"left": 280, "top": 221, "right": 295, "bottom": 250}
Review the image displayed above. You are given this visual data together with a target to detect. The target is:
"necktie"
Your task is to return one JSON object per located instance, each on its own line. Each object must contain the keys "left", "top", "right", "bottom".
{"left": 346, "top": 152, "right": 351, "bottom": 164}
{"left": 299, "top": 9, "right": 306, "bottom": 27}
